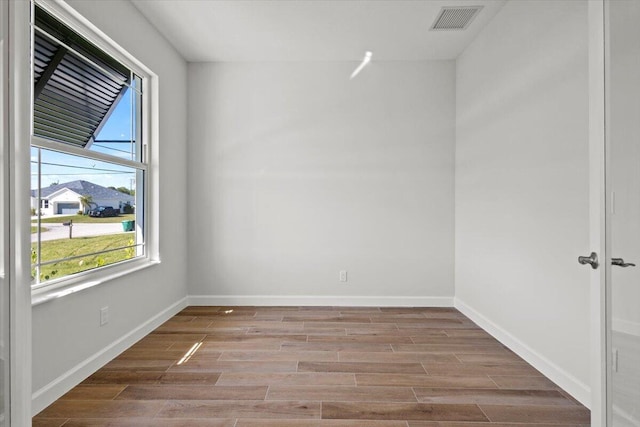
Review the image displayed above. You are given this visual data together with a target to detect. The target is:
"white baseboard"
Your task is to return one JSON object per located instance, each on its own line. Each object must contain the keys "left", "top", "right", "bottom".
{"left": 454, "top": 297, "right": 591, "bottom": 408}
{"left": 31, "top": 296, "right": 188, "bottom": 415}
{"left": 188, "top": 295, "right": 454, "bottom": 307}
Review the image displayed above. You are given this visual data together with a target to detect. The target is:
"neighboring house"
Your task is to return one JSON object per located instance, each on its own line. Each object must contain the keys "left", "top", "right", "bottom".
{"left": 31, "top": 180, "right": 135, "bottom": 215}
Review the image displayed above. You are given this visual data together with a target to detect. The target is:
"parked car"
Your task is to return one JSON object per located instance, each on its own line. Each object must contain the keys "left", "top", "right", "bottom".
{"left": 88, "top": 206, "right": 119, "bottom": 217}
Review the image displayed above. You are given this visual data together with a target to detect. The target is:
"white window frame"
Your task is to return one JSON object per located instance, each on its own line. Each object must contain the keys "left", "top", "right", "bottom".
{"left": 0, "top": 0, "right": 11, "bottom": 423}
{"left": 30, "top": 0, "right": 160, "bottom": 305}
{"left": 10, "top": 0, "right": 35, "bottom": 422}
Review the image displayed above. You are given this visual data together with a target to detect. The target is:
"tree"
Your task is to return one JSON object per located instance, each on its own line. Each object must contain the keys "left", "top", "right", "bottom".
{"left": 79, "top": 195, "right": 94, "bottom": 215}
{"left": 111, "top": 186, "right": 134, "bottom": 196}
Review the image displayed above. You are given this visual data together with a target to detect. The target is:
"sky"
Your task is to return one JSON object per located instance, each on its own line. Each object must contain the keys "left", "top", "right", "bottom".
{"left": 32, "top": 87, "right": 139, "bottom": 191}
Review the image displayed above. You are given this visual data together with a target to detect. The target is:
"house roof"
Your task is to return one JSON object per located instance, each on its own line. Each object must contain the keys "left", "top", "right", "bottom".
{"left": 31, "top": 180, "right": 135, "bottom": 203}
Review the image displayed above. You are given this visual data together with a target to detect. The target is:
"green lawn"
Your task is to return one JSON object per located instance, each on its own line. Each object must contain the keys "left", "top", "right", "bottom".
{"left": 32, "top": 233, "right": 136, "bottom": 281}
{"left": 33, "top": 214, "right": 135, "bottom": 224}
{"left": 31, "top": 226, "right": 49, "bottom": 234}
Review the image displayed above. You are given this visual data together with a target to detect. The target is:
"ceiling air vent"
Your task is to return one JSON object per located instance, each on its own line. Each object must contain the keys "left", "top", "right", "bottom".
{"left": 430, "top": 6, "right": 483, "bottom": 31}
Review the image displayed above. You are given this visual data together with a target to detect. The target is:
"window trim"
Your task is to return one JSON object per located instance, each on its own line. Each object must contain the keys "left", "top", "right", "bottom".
{"left": 30, "top": 0, "right": 160, "bottom": 303}
{"left": 31, "top": 257, "right": 161, "bottom": 306}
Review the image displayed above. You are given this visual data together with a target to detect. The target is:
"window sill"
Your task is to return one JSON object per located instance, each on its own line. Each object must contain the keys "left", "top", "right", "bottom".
{"left": 31, "top": 258, "right": 161, "bottom": 306}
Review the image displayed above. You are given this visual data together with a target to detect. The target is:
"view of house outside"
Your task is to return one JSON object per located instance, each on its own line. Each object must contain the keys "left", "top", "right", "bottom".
{"left": 31, "top": 149, "right": 142, "bottom": 283}
{"left": 30, "top": 175, "right": 139, "bottom": 283}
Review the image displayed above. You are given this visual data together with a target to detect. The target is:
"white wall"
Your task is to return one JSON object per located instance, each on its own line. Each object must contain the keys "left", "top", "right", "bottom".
{"left": 187, "top": 61, "right": 455, "bottom": 305}
{"left": 31, "top": 0, "right": 188, "bottom": 413}
{"left": 454, "top": 0, "right": 590, "bottom": 405}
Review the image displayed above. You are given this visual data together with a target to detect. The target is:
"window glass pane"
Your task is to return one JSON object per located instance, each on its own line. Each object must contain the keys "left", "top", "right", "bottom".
{"left": 90, "top": 76, "right": 141, "bottom": 161}
{"left": 31, "top": 148, "right": 143, "bottom": 284}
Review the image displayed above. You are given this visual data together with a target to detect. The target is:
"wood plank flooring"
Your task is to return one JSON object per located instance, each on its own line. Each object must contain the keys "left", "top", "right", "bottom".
{"left": 33, "top": 306, "right": 591, "bottom": 426}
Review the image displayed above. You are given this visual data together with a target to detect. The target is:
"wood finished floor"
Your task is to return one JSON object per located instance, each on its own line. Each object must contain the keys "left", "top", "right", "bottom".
{"left": 33, "top": 306, "right": 591, "bottom": 426}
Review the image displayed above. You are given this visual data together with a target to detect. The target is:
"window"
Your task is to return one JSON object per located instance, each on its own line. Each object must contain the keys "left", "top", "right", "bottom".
{"left": 30, "top": 2, "right": 156, "bottom": 289}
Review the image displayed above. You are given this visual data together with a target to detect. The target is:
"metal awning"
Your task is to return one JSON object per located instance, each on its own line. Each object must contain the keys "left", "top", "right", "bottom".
{"left": 33, "top": 6, "right": 131, "bottom": 148}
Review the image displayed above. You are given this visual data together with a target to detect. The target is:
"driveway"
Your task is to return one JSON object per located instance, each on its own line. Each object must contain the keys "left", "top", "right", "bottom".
{"left": 32, "top": 222, "right": 129, "bottom": 243}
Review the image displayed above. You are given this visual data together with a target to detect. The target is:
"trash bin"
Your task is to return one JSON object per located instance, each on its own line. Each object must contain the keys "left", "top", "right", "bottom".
{"left": 121, "top": 220, "right": 135, "bottom": 232}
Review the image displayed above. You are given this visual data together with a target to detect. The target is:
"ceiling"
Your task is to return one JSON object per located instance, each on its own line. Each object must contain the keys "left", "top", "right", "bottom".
{"left": 131, "top": 0, "right": 507, "bottom": 62}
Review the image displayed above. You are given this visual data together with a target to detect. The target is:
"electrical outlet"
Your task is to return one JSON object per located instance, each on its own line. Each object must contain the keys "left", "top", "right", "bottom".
{"left": 100, "top": 306, "right": 109, "bottom": 326}
{"left": 339, "top": 270, "right": 348, "bottom": 282}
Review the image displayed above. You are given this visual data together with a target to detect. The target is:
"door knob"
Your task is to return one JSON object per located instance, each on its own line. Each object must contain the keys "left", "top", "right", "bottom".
{"left": 578, "top": 252, "right": 599, "bottom": 269}
{"left": 612, "top": 258, "right": 636, "bottom": 267}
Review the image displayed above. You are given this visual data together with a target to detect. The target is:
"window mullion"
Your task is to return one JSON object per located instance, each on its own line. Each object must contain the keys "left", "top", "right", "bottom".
{"left": 31, "top": 135, "right": 147, "bottom": 171}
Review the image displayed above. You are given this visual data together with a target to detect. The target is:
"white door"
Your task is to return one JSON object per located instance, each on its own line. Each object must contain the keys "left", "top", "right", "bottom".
{"left": 586, "top": 1, "right": 640, "bottom": 425}
{"left": 605, "top": 1, "right": 640, "bottom": 425}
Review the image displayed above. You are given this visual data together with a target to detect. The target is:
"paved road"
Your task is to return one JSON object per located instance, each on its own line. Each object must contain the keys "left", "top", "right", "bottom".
{"left": 32, "top": 222, "right": 130, "bottom": 243}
